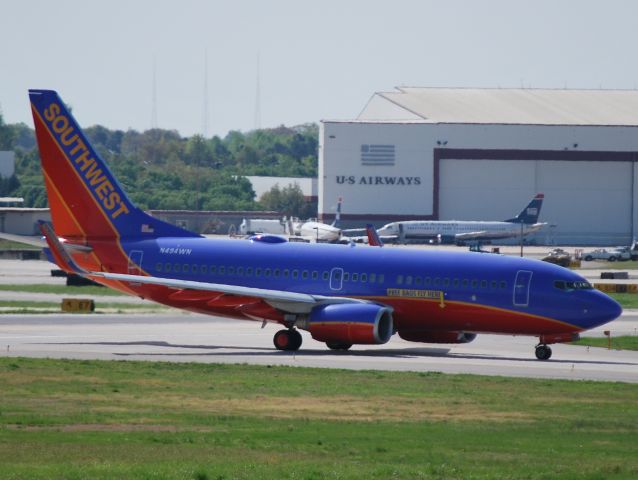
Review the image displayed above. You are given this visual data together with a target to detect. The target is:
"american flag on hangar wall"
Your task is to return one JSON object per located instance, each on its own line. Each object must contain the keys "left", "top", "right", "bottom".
{"left": 361, "top": 144, "right": 395, "bottom": 166}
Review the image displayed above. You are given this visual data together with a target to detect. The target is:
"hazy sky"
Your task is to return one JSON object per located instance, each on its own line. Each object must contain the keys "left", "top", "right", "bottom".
{"left": 2, "top": 0, "right": 638, "bottom": 137}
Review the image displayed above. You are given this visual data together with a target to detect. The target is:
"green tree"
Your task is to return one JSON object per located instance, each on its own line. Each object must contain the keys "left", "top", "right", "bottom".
{"left": 259, "top": 183, "right": 313, "bottom": 218}
{"left": 0, "top": 111, "right": 16, "bottom": 149}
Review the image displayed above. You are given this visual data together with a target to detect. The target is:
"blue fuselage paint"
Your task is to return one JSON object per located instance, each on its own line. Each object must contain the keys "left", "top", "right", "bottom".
{"left": 121, "top": 237, "right": 621, "bottom": 334}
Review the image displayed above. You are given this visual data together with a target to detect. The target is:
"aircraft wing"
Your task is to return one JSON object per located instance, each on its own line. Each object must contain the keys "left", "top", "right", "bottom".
{"left": 94, "top": 271, "right": 364, "bottom": 308}
{"left": 39, "top": 221, "right": 367, "bottom": 314}
{"left": 454, "top": 231, "right": 490, "bottom": 240}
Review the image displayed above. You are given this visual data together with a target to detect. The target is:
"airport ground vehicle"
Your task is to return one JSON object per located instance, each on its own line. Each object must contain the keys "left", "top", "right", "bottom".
{"left": 542, "top": 248, "right": 572, "bottom": 267}
{"left": 582, "top": 248, "right": 630, "bottom": 262}
{"left": 239, "top": 219, "right": 286, "bottom": 236}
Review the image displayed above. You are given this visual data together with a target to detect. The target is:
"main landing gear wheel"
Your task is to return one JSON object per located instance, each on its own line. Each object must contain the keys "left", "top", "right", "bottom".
{"left": 326, "top": 341, "right": 353, "bottom": 351}
{"left": 273, "top": 329, "right": 302, "bottom": 351}
{"left": 535, "top": 344, "right": 552, "bottom": 360}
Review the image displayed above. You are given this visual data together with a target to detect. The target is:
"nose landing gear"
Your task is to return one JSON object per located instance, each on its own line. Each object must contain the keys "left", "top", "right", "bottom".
{"left": 273, "top": 328, "right": 302, "bottom": 351}
{"left": 535, "top": 343, "right": 552, "bottom": 360}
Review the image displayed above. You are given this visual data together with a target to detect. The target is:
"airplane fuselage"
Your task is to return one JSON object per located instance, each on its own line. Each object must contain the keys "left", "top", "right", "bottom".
{"left": 298, "top": 221, "right": 341, "bottom": 242}
{"left": 98, "top": 236, "right": 618, "bottom": 338}
{"left": 378, "top": 220, "right": 545, "bottom": 243}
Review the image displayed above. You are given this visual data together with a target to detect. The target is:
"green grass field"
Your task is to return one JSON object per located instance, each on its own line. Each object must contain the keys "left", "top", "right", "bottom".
{"left": 573, "top": 335, "right": 638, "bottom": 351}
{"left": 0, "top": 300, "right": 170, "bottom": 314}
{"left": 0, "top": 358, "right": 636, "bottom": 479}
{"left": 608, "top": 293, "right": 638, "bottom": 309}
{"left": 0, "top": 284, "right": 120, "bottom": 296}
{"left": 0, "top": 239, "right": 40, "bottom": 251}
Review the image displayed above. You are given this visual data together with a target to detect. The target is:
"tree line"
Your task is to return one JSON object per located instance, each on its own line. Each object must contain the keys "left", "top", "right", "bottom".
{"left": 0, "top": 112, "right": 318, "bottom": 216}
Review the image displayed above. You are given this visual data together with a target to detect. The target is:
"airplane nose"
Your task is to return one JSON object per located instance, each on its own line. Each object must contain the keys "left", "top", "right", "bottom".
{"left": 587, "top": 292, "right": 622, "bottom": 328}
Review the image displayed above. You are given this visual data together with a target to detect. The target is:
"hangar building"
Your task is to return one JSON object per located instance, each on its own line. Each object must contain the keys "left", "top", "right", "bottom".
{"left": 319, "top": 88, "right": 638, "bottom": 245}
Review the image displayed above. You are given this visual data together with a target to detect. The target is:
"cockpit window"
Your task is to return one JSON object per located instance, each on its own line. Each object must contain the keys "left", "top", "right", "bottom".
{"left": 554, "top": 280, "right": 593, "bottom": 291}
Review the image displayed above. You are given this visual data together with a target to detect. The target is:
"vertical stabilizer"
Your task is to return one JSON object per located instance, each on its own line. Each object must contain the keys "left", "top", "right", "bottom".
{"left": 505, "top": 193, "right": 544, "bottom": 224}
{"left": 29, "top": 90, "right": 199, "bottom": 240}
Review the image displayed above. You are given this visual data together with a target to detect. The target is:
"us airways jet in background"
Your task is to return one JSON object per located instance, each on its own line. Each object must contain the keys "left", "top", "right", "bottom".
{"left": 373, "top": 194, "right": 547, "bottom": 244}
{"left": 29, "top": 90, "right": 620, "bottom": 360}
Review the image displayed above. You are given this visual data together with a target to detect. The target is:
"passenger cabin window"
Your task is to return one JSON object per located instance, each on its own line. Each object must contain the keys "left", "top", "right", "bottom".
{"left": 156, "top": 262, "right": 162, "bottom": 272}
{"left": 322, "top": 271, "right": 329, "bottom": 280}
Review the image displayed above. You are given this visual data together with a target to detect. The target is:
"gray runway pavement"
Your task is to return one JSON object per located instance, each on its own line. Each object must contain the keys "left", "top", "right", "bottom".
{"left": 1, "top": 312, "right": 636, "bottom": 383}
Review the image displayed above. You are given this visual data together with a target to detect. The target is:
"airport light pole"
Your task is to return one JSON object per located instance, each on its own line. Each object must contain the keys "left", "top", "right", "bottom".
{"left": 520, "top": 221, "right": 524, "bottom": 257}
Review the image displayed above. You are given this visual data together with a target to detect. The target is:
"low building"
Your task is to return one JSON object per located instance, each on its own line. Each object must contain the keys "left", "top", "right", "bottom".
{"left": 148, "top": 210, "right": 281, "bottom": 235}
{"left": 0, "top": 207, "right": 51, "bottom": 235}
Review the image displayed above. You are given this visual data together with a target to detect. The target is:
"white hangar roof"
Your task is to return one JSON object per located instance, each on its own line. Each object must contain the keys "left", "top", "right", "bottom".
{"left": 357, "top": 87, "right": 638, "bottom": 126}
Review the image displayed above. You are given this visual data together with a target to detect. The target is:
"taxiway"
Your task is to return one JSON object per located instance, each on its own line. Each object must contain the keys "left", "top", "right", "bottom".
{"left": 1, "top": 312, "right": 636, "bottom": 383}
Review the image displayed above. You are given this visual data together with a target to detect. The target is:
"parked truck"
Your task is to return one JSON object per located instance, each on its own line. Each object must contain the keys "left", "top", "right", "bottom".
{"left": 239, "top": 218, "right": 286, "bottom": 236}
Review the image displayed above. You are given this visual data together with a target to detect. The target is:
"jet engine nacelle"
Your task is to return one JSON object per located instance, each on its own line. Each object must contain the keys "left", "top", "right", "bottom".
{"left": 303, "top": 303, "right": 394, "bottom": 344}
{"left": 398, "top": 330, "right": 477, "bottom": 344}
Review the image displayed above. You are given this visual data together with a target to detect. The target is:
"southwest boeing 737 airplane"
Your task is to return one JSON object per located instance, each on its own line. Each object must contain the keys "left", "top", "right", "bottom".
{"left": 29, "top": 90, "right": 621, "bottom": 360}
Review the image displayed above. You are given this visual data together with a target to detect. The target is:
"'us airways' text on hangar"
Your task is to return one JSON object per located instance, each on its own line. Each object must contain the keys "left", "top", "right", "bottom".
{"left": 319, "top": 87, "right": 638, "bottom": 245}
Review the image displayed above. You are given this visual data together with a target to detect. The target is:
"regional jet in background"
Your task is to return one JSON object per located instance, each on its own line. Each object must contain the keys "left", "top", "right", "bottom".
{"left": 373, "top": 194, "right": 547, "bottom": 244}
{"left": 291, "top": 197, "right": 343, "bottom": 243}
{"left": 30, "top": 90, "right": 621, "bottom": 360}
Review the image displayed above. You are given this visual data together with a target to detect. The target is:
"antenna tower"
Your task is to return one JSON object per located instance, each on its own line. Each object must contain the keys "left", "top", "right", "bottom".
{"left": 151, "top": 57, "right": 158, "bottom": 129}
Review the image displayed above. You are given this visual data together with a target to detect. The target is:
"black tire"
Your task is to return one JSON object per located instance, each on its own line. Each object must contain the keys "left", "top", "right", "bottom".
{"left": 273, "top": 329, "right": 302, "bottom": 351}
{"left": 608, "top": 256, "right": 617, "bottom": 262}
{"left": 326, "top": 341, "right": 353, "bottom": 351}
{"left": 535, "top": 344, "right": 552, "bottom": 361}
{"left": 288, "top": 329, "right": 303, "bottom": 351}
{"left": 584, "top": 255, "right": 593, "bottom": 261}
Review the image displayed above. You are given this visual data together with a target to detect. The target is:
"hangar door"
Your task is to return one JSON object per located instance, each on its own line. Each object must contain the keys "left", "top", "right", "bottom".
{"left": 438, "top": 158, "right": 633, "bottom": 245}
